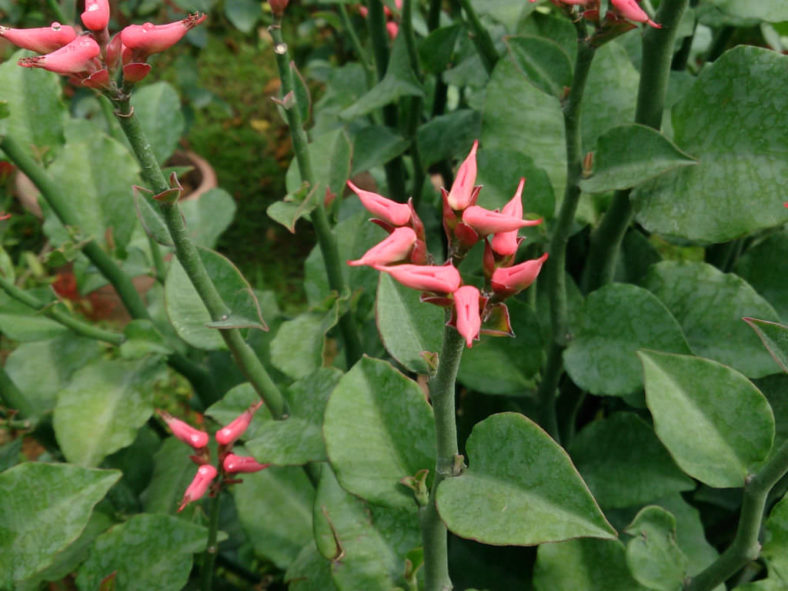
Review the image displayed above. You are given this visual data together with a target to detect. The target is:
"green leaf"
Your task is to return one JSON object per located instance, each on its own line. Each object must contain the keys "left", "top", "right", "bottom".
{"left": 735, "top": 229, "right": 788, "bottom": 321}
{"left": 708, "top": 0, "right": 788, "bottom": 22}
{"left": 246, "top": 368, "right": 342, "bottom": 465}
{"left": 376, "top": 272, "right": 444, "bottom": 374}
{"left": 233, "top": 466, "right": 315, "bottom": 569}
{"left": 140, "top": 437, "right": 198, "bottom": 515}
{"left": 570, "top": 413, "right": 694, "bottom": 509}
{"left": 458, "top": 299, "right": 545, "bottom": 395}
{"left": 76, "top": 514, "right": 208, "bottom": 591}
{"left": 471, "top": 0, "right": 531, "bottom": 26}
{"left": 0, "top": 302, "right": 68, "bottom": 342}
{"left": 165, "top": 246, "right": 267, "bottom": 349}
{"left": 205, "top": 382, "right": 272, "bottom": 440}
{"left": 0, "top": 463, "right": 119, "bottom": 588}
{"left": 180, "top": 187, "right": 237, "bottom": 249}
{"left": 418, "top": 24, "right": 462, "bottom": 74}
{"left": 645, "top": 261, "right": 782, "bottom": 378}
{"left": 270, "top": 307, "right": 338, "bottom": 380}
{"left": 483, "top": 57, "right": 565, "bottom": 203}
{"left": 757, "top": 375, "right": 788, "bottom": 459}
{"left": 53, "top": 358, "right": 162, "bottom": 467}
{"left": 4, "top": 335, "right": 103, "bottom": 416}
{"left": 285, "top": 543, "right": 339, "bottom": 591}
{"left": 736, "top": 579, "right": 788, "bottom": 591}
{"left": 119, "top": 319, "right": 174, "bottom": 359}
{"left": 534, "top": 538, "right": 649, "bottom": 591}
{"left": 506, "top": 35, "right": 573, "bottom": 98}
{"left": 340, "top": 34, "right": 423, "bottom": 120}
{"left": 131, "top": 81, "right": 185, "bottom": 164}
{"left": 132, "top": 186, "right": 173, "bottom": 246}
{"left": 763, "top": 494, "right": 788, "bottom": 582}
{"left": 476, "top": 148, "right": 555, "bottom": 220}
{"left": 639, "top": 350, "right": 775, "bottom": 487}
{"left": 745, "top": 318, "right": 788, "bottom": 373}
{"left": 564, "top": 284, "right": 691, "bottom": 396}
{"left": 625, "top": 506, "right": 688, "bottom": 591}
{"left": 323, "top": 357, "right": 436, "bottom": 509}
{"left": 634, "top": 47, "right": 788, "bottom": 242}
{"left": 350, "top": 125, "right": 409, "bottom": 176}
{"left": 580, "top": 124, "right": 697, "bottom": 193}
{"left": 0, "top": 50, "right": 64, "bottom": 152}
{"left": 437, "top": 413, "right": 616, "bottom": 545}
{"left": 44, "top": 119, "right": 140, "bottom": 251}
{"left": 224, "top": 0, "right": 260, "bottom": 33}
{"left": 417, "top": 110, "right": 482, "bottom": 169}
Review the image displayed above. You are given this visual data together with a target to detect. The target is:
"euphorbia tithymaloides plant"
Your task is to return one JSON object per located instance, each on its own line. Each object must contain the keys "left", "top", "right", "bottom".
{"left": 0, "top": 0, "right": 788, "bottom": 590}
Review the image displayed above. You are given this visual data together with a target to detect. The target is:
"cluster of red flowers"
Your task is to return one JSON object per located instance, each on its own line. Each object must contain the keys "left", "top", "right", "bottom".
{"left": 347, "top": 141, "right": 548, "bottom": 348}
{"left": 358, "top": 0, "right": 403, "bottom": 40}
{"left": 159, "top": 403, "right": 268, "bottom": 512}
{"left": 0, "top": 0, "right": 206, "bottom": 88}
{"left": 532, "top": 0, "right": 662, "bottom": 29}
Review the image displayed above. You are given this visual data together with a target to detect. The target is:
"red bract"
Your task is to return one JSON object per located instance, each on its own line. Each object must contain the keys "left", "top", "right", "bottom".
{"left": 18, "top": 36, "right": 100, "bottom": 75}
{"left": 121, "top": 13, "right": 207, "bottom": 59}
{"left": 269, "top": 0, "right": 290, "bottom": 17}
{"left": 0, "top": 22, "right": 77, "bottom": 54}
{"left": 462, "top": 205, "right": 541, "bottom": 236}
{"left": 81, "top": 0, "right": 110, "bottom": 32}
{"left": 348, "top": 226, "right": 417, "bottom": 267}
{"left": 491, "top": 253, "right": 549, "bottom": 298}
{"left": 215, "top": 401, "right": 263, "bottom": 446}
{"left": 377, "top": 263, "right": 462, "bottom": 294}
{"left": 223, "top": 453, "right": 270, "bottom": 474}
{"left": 446, "top": 141, "right": 479, "bottom": 211}
{"left": 490, "top": 179, "right": 529, "bottom": 257}
{"left": 178, "top": 465, "right": 217, "bottom": 512}
{"left": 159, "top": 410, "right": 209, "bottom": 449}
{"left": 611, "top": 0, "right": 661, "bottom": 28}
{"left": 454, "top": 285, "right": 482, "bottom": 348}
{"left": 347, "top": 180, "right": 412, "bottom": 227}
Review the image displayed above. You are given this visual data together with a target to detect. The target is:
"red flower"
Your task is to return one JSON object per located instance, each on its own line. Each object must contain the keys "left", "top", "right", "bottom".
{"left": 178, "top": 465, "right": 217, "bottom": 512}
{"left": 18, "top": 36, "right": 100, "bottom": 76}
{"left": 0, "top": 22, "right": 77, "bottom": 54}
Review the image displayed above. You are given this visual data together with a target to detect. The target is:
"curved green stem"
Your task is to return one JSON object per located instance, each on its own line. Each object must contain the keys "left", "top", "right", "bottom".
{"left": 0, "top": 275, "right": 124, "bottom": 345}
{"left": 112, "top": 100, "right": 287, "bottom": 418}
{"left": 685, "top": 441, "right": 788, "bottom": 591}
{"left": 582, "top": 0, "right": 689, "bottom": 292}
{"left": 269, "top": 22, "right": 363, "bottom": 366}
{"left": 455, "top": 0, "right": 499, "bottom": 74}
{"left": 420, "top": 323, "right": 466, "bottom": 591}
{"left": 200, "top": 490, "right": 222, "bottom": 591}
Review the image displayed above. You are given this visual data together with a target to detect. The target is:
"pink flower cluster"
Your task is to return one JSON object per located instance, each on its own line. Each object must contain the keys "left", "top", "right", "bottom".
{"left": 347, "top": 141, "right": 548, "bottom": 348}
{"left": 0, "top": 0, "right": 206, "bottom": 88}
{"left": 158, "top": 403, "right": 269, "bottom": 512}
{"left": 358, "top": 0, "right": 403, "bottom": 40}
{"left": 530, "top": 0, "right": 661, "bottom": 29}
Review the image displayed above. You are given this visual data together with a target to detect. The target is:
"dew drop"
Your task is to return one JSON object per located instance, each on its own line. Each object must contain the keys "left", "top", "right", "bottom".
{"left": 274, "top": 43, "right": 287, "bottom": 55}
{"left": 220, "top": 314, "right": 229, "bottom": 321}
{"left": 51, "top": 22, "right": 62, "bottom": 30}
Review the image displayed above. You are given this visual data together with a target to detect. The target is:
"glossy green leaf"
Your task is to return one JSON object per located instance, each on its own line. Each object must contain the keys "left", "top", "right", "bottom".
{"left": 350, "top": 125, "right": 409, "bottom": 176}
{"left": 625, "top": 506, "right": 688, "bottom": 591}
{"left": 735, "top": 229, "right": 788, "bottom": 321}
{"left": 76, "top": 514, "right": 207, "bottom": 591}
{"left": 340, "top": 34, "right": 423, "bottom": 120}
{"left": 570, "top": 413, "right": 694, "bottom": 509}
{"left": 376, "top": 272, "right": 444, "bottom": 374}
{"left": 0, "top": 463, "right": 119, "bottom": 588}
{"left": 763, "top": 494, "right": 788, "bottom": 582}
{"left": 534, "top": 539, "right": 649, "bottom": 591}
{"left": 639, "top": 351, "right": 775, "bottom": 488}
{"left": 0, "top": 51, "right": 64, "bottom": 152}
{"left": 437, "top": 413, "right": 616, "bottom": 545}
{"left": 233, "top": 466, "right": 315, "bottom": 569}
{"left": 580, "top": 124, "right": 697, "bottom": 193}
{"left": 417, "top": 110, "right": 482, "bottom": 169}
{"left": 476, "top": 148, "right": 555, "bottom": 220}
{"left": 483, "top": 57, "right": 566, "bottom": 203}
{"left": 313, "top": 466, "right": 420, "bottom": 590}
{"left": 131, "top": 81, "right": 184, "bottom": 164}
{"left": 54, "top": 358, "right": 161, "bottom": 467}
{"left": 180, "top": 187, "right": 237, "bottom": 249}
{"left": 165, "top": 246, "right": 266, "bottom": 349}
{"left": 285, "top": 543, "right": 339, "bottom": 591}
{"left": 564, "top": 284, "right": 691, "bottom": 396}
{"left": 224, "top": 0, "right": 260, "bottom": 33}
{"left": 506, "top": 36, "right": 572, "bottom": 98}
{"left": 44, "top": 119, "right": 140, "bottom": 251}
{"left": 323, "top": 357, "right": 435, "bottom": 509}
{"left": 140, "top": 437, "right": 199, "bottom": 515}
{"left": 645, "top": 261, "right": 782, "bottom": 378}
{"left": 270, "top": 306, "right": 338, "bottom": 380}
{"left": 745, "top": 318, "right": 788, "bottom": 373}
{"left": 4, "top": 335, "right": 102, "bottom": 416}
{"left": 246, "top": 368, "right": 342, "bottom": 465}
{"left": 634, "top": 47, "right": 788, "bottom": 242}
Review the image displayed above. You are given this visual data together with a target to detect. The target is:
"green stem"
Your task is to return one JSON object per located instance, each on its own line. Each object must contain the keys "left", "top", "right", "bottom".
{"left": 582, "top": 0, "right": 689, "bottom": 292}
{"left": 428, "top": 0, "right": 442, "bottom": 30}
{"left": 269, "top": 23, "right": 364, "bottom": 366}
{"left": 112, "top": 100, "right": 288, "bottom": 418}
{"left": 0, "top": 366, "right": 36, "bottom": 420}
{"left": 200, "top": 490, "right": 222, "bottom": 591}
{"left": 685, "top": 441, "right": 788, "bottom": 591}
{"left": 339, "top": 3, "right": 373, "bottom": 77}
{"left": 0, "top": 275, "right": 124, "bottom": 345}
{"left": 420, "top": 323, "right": 466, "bottom": 591}
{"left": 455, "top": 0, "right": 499, "bottom": 74}
{"left": 401, "top": 0, "right": 426, "bottom": 204}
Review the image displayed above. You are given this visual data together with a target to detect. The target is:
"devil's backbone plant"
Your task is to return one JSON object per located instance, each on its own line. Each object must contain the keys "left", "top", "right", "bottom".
{"left": 1, "top": 0, "right": 788, "bottom": 590}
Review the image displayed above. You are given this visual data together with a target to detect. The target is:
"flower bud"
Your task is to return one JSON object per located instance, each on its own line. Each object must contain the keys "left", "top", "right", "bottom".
{"left": 269, "top": 0, "right": 290, "bottom": 17}
{"left": 18, "top": 36, "right": 100, "bottom": 75}
{"left": 376, "top": 263, "right": 462, "bottom": 294}
{"left": 462, "top": 205, "right": 541, "bottom": 236}
{"left": 348, "top": 227, "right": 417, "bottom": 267}
{"left": 490, "top": 178, "right": 528, "bottom": 256}
{"left": 491, "top": 253, "right": 549, "bottom": 298}
{"left": 611, "top": 0, "right": 661, "bottom": 28}
{"left": 178, "top": 465, "right": 217, "bottom": 512}
{"left": 81, "top": 0, "right": 110, "bottom": 32}
{"left": 215, "top": 401, "right": 263, "bottom": 446}
{"left": 120, "top": 13, "right": 207, "bottom": 59}
{"left": 0, "top": 22, "right": 77, "bottom": 54}
{"left": 446, "top": 140, "right": 479, "bottom": 211}
{"left": 159, "top": 410, "right": 209, "bottom": 449}
{"left": 347, "top": 180, "right": 412, "bottom": 227}
{"left": 223, "top": 453, "right": 270, "bottom": 474}
{"left": 453, "top": 285, "right": 482, "bottom": 348}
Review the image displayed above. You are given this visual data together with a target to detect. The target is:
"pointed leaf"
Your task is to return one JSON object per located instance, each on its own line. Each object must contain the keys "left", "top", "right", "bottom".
{"left": 417, "top": 109, "right": 482, "bottom": 169}
{"left": 323, "top": 357, "right": 436, "bottom": 509}
{"left": 436, "top": 413, "right": 616, "bottom": 545}
{"left": 506, "top": 36, "right": 573, "bottom": 98}
{"left": 0, "top": 463, "right": 119, "bottom": 588}
{"left": 639, "top": 350, "right": 775, "bottom": 487}
{"left": 350, "top": 125, "right": 409, "bottom": 176}
{"left": 735, "top": 229, "right": 788, "bottom": 321}
{"left": 625, "top": 506, "right": 689, "bottom": 591}
{"left": 745, "top": 318, "right": 788, "bottom": 373}
{"left": 580, "top": 124, "right": 697, "bottom": 193}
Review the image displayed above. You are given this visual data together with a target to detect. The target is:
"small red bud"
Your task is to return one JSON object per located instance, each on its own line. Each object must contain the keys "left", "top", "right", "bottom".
{"left": 223, "top": 453, "right": 270, "bottom": 474}
{"left": 215, "top": 401, "right": 263, "bottom": 446}
{"left": 178, "top": 464, "right": 217, "bottom": 512}
{"left": 159, "top": 410, "right": 209, "bottom": 449}
{"left": 269, "top": 0, "right": 290, "bottom": 17}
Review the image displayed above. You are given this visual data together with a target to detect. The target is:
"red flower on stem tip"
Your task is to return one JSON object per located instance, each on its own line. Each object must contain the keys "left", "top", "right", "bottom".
{"left": 269, "top": 0, "right": 290, "bottom": 17}
{"left": 347, "top": 180, "right": 412, "bottom": 227}
{"left": 453, "top": 285, "right": 482, "bottom": 348}
{"left": 178, "top": 464, "right": 217, "bottom": 512}
{"left": 461, "top": 205, "right": 542, "bottom": 236}
{"left": 215, "top": 400, "right": 264, "bottom": 446}
{"left": 446, "top": 140, "right": 479, "bottom": 211}
{"left": 610, "top": 0, "right": 661, "bottom": 28}
{"left": 120, "top": 13, "right": 207, "bottom": 60}
{"left": 491, "top": 253, "right": 549, "bottom": 298}
{"left": 348, "top": 226, "right": 418, "bottom": 267}
{"left": 158, "top": 410, "right": 209, "bottom": 449}
{"left": 223, "top": 453, "right": 270, "bottom": 474}
{"left": 18, "top": 36, "right": 101, "bottom": 75}
{"left": 81, "top": 0, "right": 110, "bottom": 32}
{"left": 491, "top": 178, "right": 527, "bottom": 256}
{"left": 0, "top": 22, "right": 76, "bottom": 53}
{"left": 376, "top": 263, "right": 462, "bottom": 294}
